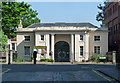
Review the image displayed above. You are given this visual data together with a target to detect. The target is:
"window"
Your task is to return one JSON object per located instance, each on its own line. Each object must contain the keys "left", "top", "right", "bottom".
{"left": 119, "top": 23, "right": 120, "bottom": 32}
{"left": 80, "top": 46, "right": 83, "bottom": 56}
{"left": 24, "top": 36, "right": 30, "bottom": 41}
{"left": 80, "top": 35, "right": 83, "bottom": 41}
{"left": 12, "top": 43, "right": 15, "bottom": 50}
{"left": 94, "top": 36, "right": 100, "bottom": 41}
{"left": 41, "top": 35, "right": 44, "bottom": 41}
{"left": 116, "top": 24, "right": 118, "bottom": 33}
{"left": 24, "top": 46, "right": 30, "bottom": 56}
{"left": 94, "top": 46, "right": 100, "bottom": 54}
{"left": 114, "top": 25, "right": 116, "bottom": 34}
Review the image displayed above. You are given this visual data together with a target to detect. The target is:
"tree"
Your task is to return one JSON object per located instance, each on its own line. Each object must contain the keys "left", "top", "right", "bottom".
{"left": 96, "top": 2, "right": 106, "bottom": 26}
{"left": 0, "top": 29, "right": 8, "bottom": 51}
{"left": 2, "top": 2, "right": 40, "bottom": 38}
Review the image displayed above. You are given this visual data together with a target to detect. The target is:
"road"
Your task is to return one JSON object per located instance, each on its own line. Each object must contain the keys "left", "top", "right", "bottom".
{"left": 1, "top": 64, "right": 119, "bottom": 83}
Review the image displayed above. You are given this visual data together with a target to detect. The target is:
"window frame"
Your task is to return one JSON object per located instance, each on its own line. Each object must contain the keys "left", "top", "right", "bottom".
{"left": 94, "top": 36, "right": 100, "bottom": 42}
{"left": 40, "top": 35, "right": 45, "bottom": 41}
{"left": 12, "top": 43, "right": 15, "bottom": 50}
{"left": 80, "top": 35, "right": 83, "bottom": 41}
{"left": 94, "top": 46, "right": 100, "bottom": 54}
{"left": 24, "top": 36, "right": 30, "bottom": 42}
{"left": 24, "top": 46, "right": 30, "bottom": 56}
{"left": 80, "top": 46, "right": 83, "bottom": 56}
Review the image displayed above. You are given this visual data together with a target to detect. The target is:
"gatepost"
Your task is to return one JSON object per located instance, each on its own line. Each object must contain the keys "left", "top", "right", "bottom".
{"left": 112, "top": 51, "right": 116, "bottom": 64}
{"left": 10, "top": 50, "right": 13, "bottom": 64}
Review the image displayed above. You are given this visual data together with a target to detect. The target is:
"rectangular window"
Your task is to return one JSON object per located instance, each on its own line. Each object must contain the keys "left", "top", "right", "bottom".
{"left": 41, "top": 35, "right": 44, "bottom": 41}
{"left": 24, "top": 46, "right": 30, "bottom": 56}
{"left": 80, "top": 35, "right": 83, "bottom": 41}
{"left": 80, "top": 46, "right": 83, "bottom": 56}
{"left": 94, "top": 46, "right": 100, "bottom": 54}
{"left": 24, "top": 36, "right": 30, "bottom": 41}
{"left": 94, "top": 36, "right": 100, "bottom": 41}
{"left": 12, "top": 43, "right": 15, "bottom": 50}
{"left": 119, "top": 23, "right": 120, "bottom": 32}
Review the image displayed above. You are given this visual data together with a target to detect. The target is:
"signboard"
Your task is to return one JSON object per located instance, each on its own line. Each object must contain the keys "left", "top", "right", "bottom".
{"left": 38, "top": 48, "right": 42, "bottom": 54}
{"left": 7, "top": 39, "right": 11, "bottom": 45}
{"left": 33, "top": 46, "right": 47, "bottom": 54}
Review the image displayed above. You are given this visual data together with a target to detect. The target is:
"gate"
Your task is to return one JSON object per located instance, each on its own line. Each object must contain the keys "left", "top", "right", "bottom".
{"left": 55, "top": 41, "right": 69, "bottom": 62}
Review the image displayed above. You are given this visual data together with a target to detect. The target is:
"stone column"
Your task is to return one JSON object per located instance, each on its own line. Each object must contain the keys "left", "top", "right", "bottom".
{"left": 51, "top": 34, "right": 55, "bottom": 61}
{"left": 84, "top": 32, "right": 89, "bottom": 61}
{"left": 46, "top": 34, "right": 50, "bottom": 59}
{"left": 112, "top": 51, "right": 116, "bottom": 64}
{"left": 6, "top": 48, "right": 8, "bottom": 64}
{"left": 15, "top": 43, "right": 17, "bottom": 51}
{"left": 10, "top": 50, "right": 13, "bottom": 63}
{"left": 71, "top": 34, "right": 74, "bottom": 62}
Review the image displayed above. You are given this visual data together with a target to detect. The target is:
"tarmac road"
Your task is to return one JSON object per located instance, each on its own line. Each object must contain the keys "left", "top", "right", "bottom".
{"left": 1, "top": 64, "right": 119, "bottom": 83}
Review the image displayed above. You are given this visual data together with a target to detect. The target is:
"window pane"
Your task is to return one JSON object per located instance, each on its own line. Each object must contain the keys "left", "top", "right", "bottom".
{"left": 80, "top": 46, "right": 83, "bottom": 56}
{"left": 80, "top": 35, "right": 83, "bottom": 40}
{"left": 94, "top": 36, "right": 100, "bottom": 41}
{"left": 24, "top": 36, "right": 30, "bottom": 41}
{"left": 12, "top": 43, "right": 15, "bottom": 50}
{"left": 41, "top": 35, "right": 44, "bottom": 40}
{"left": 94, "top": 46, "right": 100, "bottom": 54}
{"left": 24, "top": 46, "right": 30, "bottom": 56}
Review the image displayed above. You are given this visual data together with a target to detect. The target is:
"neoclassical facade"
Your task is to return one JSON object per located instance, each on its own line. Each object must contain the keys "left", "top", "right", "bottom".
{"left": 16, "top": 23, "right": 108, "bottom": 62}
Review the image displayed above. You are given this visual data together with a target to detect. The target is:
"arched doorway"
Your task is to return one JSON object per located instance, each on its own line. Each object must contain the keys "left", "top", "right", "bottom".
{"left": 55, "top": 41, "right": 69, "bottom": 62}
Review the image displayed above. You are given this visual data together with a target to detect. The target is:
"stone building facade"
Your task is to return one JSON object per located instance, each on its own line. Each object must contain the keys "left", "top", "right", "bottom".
{"left": 16, "top": 23, "right": 108, "bottom": 62}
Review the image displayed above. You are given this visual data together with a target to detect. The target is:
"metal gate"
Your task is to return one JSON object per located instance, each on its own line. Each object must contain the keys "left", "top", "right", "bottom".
{"left": 54, "top": 41, "right": 69, "bottom": 62}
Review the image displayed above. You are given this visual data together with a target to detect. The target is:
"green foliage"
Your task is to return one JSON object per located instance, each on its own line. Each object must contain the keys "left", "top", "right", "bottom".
{"left": 96, "top": 2, "right": 106, "bottom": 26}
{"left": 41, "top": 59, "right": 54, "bottom": 62}
{"left": 46, "top": 59, "right": 54, "bottom": 62}
{"left": 2, "top": 2, "right": 40, "bottom": 38}
{"left": 14, "top": 56, "right": 24, "bottom": 62}
{"left": 89, "top": 54, "right": 106, "bottom": 62}
{"left": 41, "top": 58, "right": 46, "bottom": 61}
{"left": 31, "top": 56, "right": 34, "bottom": 60}
{"left": 0, "top": 29, "right": 8, "bottom": 51}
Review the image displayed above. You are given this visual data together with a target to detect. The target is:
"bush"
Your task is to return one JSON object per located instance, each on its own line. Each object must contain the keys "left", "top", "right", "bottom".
{"left": 13, "top": 57, "right": 24, "bottom": 62}
{"left": 41, "top": 59, "right": 46, "bottom": 61}
{"left": 40, "top": 59, "right": 54, "bottom": 62}
{"left": 31, "top": 56, "right": 34, "bottom": 60}
{"left": 46, "top": 59, "right": 54, "bottom": 62}
{"left": 89, "top": 54, "right": 107, "bottom": 62}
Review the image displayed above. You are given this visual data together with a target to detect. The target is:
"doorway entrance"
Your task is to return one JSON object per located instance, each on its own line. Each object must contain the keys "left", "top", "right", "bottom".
{"left": 55, "top": 41, "right": 69, "bottom": 62}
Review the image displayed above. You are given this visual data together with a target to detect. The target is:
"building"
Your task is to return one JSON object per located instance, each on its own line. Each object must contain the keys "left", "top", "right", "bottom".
{"left": 16, "top": 22, "right": 108, "bottom": 62}
{"left": 10, "top": 37, "right": 17, "bottom": 60}
{"left": 103, "top": 0, "right": 120, "bottom": 63}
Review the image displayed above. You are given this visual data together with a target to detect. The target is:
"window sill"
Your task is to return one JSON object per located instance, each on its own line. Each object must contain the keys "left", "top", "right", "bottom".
{"left": 79, "top": 40, "right": 84, "bottom": 42}
{"left": 24, "top": 41, "right": 30, "bottom": 42}
{"left": 24, "top": 55, "right": 30, "bottom": 56}
{"left": 39, "top": 40, "right": 45, "bottom": 42}
{"left": 94, "top": 41, "right": 100, "bottom": 42}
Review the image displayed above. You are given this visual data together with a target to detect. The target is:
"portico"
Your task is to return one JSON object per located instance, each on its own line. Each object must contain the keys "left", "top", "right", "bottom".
{"left": 34, "top": 31, "right": 90, "bottom": 62}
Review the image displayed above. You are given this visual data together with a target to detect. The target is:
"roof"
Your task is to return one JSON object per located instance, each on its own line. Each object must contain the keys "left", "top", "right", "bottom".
{"left": 27, "top": 23, "right": 98, "bottom": 28}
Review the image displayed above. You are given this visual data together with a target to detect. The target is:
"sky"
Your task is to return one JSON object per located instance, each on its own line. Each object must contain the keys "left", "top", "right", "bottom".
{"left": 27, "top": 2, "right": 103, "bottom": 27}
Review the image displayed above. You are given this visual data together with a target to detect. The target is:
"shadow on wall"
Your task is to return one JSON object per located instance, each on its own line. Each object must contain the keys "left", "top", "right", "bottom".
{"left": 17, "top": 37, "right": 34, "bottom": 62}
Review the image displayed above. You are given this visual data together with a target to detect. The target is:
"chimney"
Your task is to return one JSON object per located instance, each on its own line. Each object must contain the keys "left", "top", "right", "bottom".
{"left": 18, "top": 19, "right": 23, "bottom": 28}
